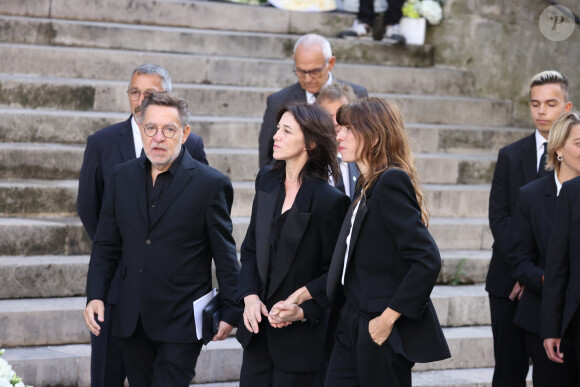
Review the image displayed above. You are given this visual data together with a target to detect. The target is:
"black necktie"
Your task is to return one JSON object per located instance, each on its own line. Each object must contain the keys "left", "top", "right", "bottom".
{"left": 538, "top": 142, "right": 548, "bottom": 177}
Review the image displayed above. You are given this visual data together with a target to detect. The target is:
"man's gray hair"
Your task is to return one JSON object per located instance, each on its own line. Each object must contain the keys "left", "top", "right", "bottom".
{"left": 130, "top": 64, "right": 172, "bottom": 92}
{"left": 529, "top": 70, "right": 569, "bottom": 101}
{"left": 293, "top": 34, "right": 333, "bottom": 61}
{"left": 138, "top": 91, "right": 189, "bottom": 128}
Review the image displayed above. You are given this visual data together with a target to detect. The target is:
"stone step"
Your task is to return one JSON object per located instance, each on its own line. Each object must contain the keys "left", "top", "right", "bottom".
{"left": 3, "top": 326, "right": 495, "bottom": 386}
{"left": 0, "top": 75, "right": 513, "bottom": 126}
{"left": 0, "top": 15, "right": 433, "bottom": 68}
{"left": 438, "top": 250, "right": 491, "bottom": 285}
{"left": 0, "top": 179, "right": 490, "bottom": 218}
{"left": 3, "top": 0, "right": 357, "bottom": 37}
{"left": 0, "top": 250, "right": 490, "bottom": 301}
{"left": 192, "top": 368, "right": 533, "bottom": 387}
{"left": 0, "top": 215, "right": 491, "bottom": 256}
{"left": 0, "top": 108, "right": 528, "bottom": 153}
{"left": 0, "top": 255, "right": 88, "bottom": 299}
{"left": 0, "top": 179, "right": 78, "bottom": 216}
{"left": 0, "top": 285, "right": 489, "bottom": 347}
{"left": 0, "top": 42, "right": 463, "bottom": 94}
{"left": 0, "top": 143, "right": 497, "bottom": 184}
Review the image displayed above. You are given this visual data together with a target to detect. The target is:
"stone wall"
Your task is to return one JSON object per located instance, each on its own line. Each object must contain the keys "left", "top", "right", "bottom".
{"left": 427, "top": 0, "right": 580, "bottom": 126}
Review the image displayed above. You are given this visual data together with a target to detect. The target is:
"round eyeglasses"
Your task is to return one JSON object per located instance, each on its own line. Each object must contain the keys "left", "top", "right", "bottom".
{"left": 143, "top": 124, "right": 180, "bottom": 138}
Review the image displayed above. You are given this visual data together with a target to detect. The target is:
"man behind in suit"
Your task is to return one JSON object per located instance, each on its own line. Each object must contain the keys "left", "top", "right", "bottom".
{"left": 83, "top": 92, "right": 240, "bottom": 386}
{"left": 258, "top": 33, "right": 367, "bottom": 168}
{"left": 317, "top": 82, "right": 360, "bottom": 199}
{"left": 487, "top": 70, "right": 572, "bottom": 386}
{"left": 77, "top": 64, "right": 207, "bottom": 387}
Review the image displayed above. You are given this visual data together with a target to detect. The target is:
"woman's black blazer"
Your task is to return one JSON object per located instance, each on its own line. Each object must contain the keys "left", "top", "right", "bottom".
{"left": 237, "top": 166, "right": 350, "bottom": 372}
{"left": 327, "top": 168, "right": 450, "bottom": 363}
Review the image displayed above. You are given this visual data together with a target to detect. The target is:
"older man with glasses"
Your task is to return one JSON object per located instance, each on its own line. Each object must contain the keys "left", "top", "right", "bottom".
{"left": 77, "top": 64, "right": 207, "bottom": 387}
{"left": 258, "top": 34, "right": 367, "bottom": 169}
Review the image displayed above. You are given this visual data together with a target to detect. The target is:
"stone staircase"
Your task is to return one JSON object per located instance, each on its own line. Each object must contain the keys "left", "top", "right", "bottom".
{"left": 0, "top": 0, "right": 533, "bottom": 385}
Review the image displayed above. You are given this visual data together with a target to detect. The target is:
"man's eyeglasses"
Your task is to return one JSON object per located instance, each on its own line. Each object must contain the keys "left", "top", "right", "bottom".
{"left": 143, "top": 123, "right": 180, "bottom": 138}
{"left": 127, "top": 90, "right": 153, "bottom": 101}
{"left": 293, "top": 60, "right": 329, "bottom": 78}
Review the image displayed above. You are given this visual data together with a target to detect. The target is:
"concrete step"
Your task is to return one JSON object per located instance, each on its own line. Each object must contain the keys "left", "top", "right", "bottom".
{"left": 3, "top": 326, "right": 495, "bottom": 386}
{"left": 0, "top": 75, "right": 513, "bottom": 126}
{"left": 0, "top": 217, "right": 90, "bottom": 256}
{"left": 438, "top": 250, "right": 490, "bottom": 285}
{"left": 0, "top": 215, "right": 491, "bottom": 256}
{"left": 0, "top": 179, "right": 78, "bottom": 216}
{"left": 0, "top": 42, "right": 464, "bottom": 93}
{"left": 0, "top": 15, "right": 433, "bottom": 68}
{"left": 0, "top": 286, "right": 490, "bottom": 348}
{"left": 3, "top": 0, "right": 357, "bottom": 37}
{"left": 0, "top": 255, "right": 87, "bottom": 299}
{"left": 0, "top": 108, "right": 528, "bottom": 154}
{"left": 191, "top": 368, "right": 533, "bottom": 387}
{"left": 0, "top": 143, "right": 497, "bottom": 184}
{"left": 2, "top": 338, "right": 241, "bottom": 387}
{"left": 0, "top": 179, "right": 490, "bottom": 218}
{"left": 0, "top": 250, "right": 490, "bottom": 301}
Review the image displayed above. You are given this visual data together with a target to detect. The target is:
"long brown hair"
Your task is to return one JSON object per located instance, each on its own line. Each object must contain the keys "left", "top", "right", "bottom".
{"left": 336, "top": 97, "right": 429, "bottom": 225}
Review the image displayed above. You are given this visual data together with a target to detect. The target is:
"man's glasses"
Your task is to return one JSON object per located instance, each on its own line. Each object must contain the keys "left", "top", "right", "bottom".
{"left": 127, "top": 90, "right": 153, "bottom": 101}
{"left": 293, "top": 60, "right": 329, "bottom": 78}
{"left": 143, "top": 123, "right": 180, "bottom": 138}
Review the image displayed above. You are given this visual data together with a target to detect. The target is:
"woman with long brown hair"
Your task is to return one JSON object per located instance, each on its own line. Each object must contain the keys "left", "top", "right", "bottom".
{"left": 325, "top": 97, "right": 450, "bottom": 386}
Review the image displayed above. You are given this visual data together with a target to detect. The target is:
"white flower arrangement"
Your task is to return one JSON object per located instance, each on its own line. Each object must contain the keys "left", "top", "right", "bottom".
{"left": 0, "top": 350, "right": 31, "bottom": 387}
{"left": 402, "top": 0, "right": 444, "bottom": 25}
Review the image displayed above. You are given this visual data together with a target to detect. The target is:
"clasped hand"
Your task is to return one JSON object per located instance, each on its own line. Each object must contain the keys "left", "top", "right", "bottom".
{"left": 243, "top": 294, "right": 304, "bottom": 332}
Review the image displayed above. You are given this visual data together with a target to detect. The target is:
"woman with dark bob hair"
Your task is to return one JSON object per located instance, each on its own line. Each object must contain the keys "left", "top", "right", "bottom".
{"left": 324, "top": 97, "right": 450, "bottom": 386}
{"left": 236, "top": 103, "right": 350, "bottom": 386}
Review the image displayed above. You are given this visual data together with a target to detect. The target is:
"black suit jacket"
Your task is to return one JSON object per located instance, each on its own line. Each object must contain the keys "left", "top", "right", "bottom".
{"left": 509, "top": 172, "right": 557, "bottom": 335}
{"left": 487, "top": 133, "right": 539, "bottom": 298}
{"left": 85, "top": 149, "right": 240, "bottom": 343}
{"left": 236, "top": 166, "right": 350, "bottom": 372}
{"left": 258, "top": 80, "right": 368, "bottom": 168}
{"left": 542, "top": 175, "right": 580, "bottom": 339}
{"left": 327, "top": 169, "right": 450, "bottom": 363}
{"left": 77, "top": 116, "right": 207, "bottom": 241}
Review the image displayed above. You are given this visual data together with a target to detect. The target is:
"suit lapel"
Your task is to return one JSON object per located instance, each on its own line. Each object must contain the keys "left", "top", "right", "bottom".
{"left": 348, "top": 162, "right": 360, "bottom": 199}
{"left": 544, "top": 171, "right": 558, "bottom": 217}
{"left": 148, "top": 152, "right": 196, "bottom": 230}
{"left": 266, "top": 177, "right": 319, "bottom": 299}
{"left": 327, "top": 201, "right": 356, "bottom": 302}
{"left": 135, "top": 159, "right": 149, "bottom": 229}
{"left": 255, "top": 185, "right": 279, "bottom": 288}
{"left": 520, "top": 134, "right": 538, "bottom": 183}
{"left": 118, "top": 116, "right": 137, "bottom": 162}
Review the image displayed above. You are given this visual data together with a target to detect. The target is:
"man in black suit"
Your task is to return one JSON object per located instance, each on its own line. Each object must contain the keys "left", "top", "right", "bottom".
{"left": 77, "top": 64, "right": 207, "bottom": 387}
{"left": 487, "top": 70, "right": 572, "bottom": 386}
{"left": 543, "top": 175, "right": 580, "bottom": 372}
{"left": 83, "top": 92, "right": 240, "bottom": 386}
{"left": 317, "top": 82, "right": 360, "bottom": 199}
{"left": 258, "top": 33, "right": 367, "bottom": 168}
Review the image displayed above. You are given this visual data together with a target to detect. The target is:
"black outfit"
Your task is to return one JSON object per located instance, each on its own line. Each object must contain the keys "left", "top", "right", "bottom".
{"left": 543, "top": 176, "right": 580, "bottom": 373}
{"left": 77, "top": 116, "right": 207, "bottom": 387}
{"left": 326, "top": 169, "right": 450, "bottom": 386}
{"left": 335, "top": 160, "right": 360, "bottom": 200}
{"left": 509, "top": 172, "right": 577, "bottom": 386}
{"left": 487, "top": 133, "right": 539, "bottom": 386}
{"left": 358, "top": 0, "right": 405, "bottom": 27}
{"left": 236, "top": 166, "right": 350, "bottom": 386}
{"left": 258, "top": 81, "right": 367, "bottom": 168}
{"left": 85, "top": 147, "right": 240, "bottom": 387}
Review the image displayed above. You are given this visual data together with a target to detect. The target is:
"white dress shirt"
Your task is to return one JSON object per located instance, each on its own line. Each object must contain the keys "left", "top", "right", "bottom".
{"left": 131, "top": 116, "right": 144, "bottom": 158}
{"left": 535, "top": 129, "right": 547, "bottom": 173}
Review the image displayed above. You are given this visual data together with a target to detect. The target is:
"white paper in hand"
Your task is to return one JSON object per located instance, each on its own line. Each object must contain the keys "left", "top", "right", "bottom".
{"left": 193, "top": 288, "right": 218, "bottom": 340}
